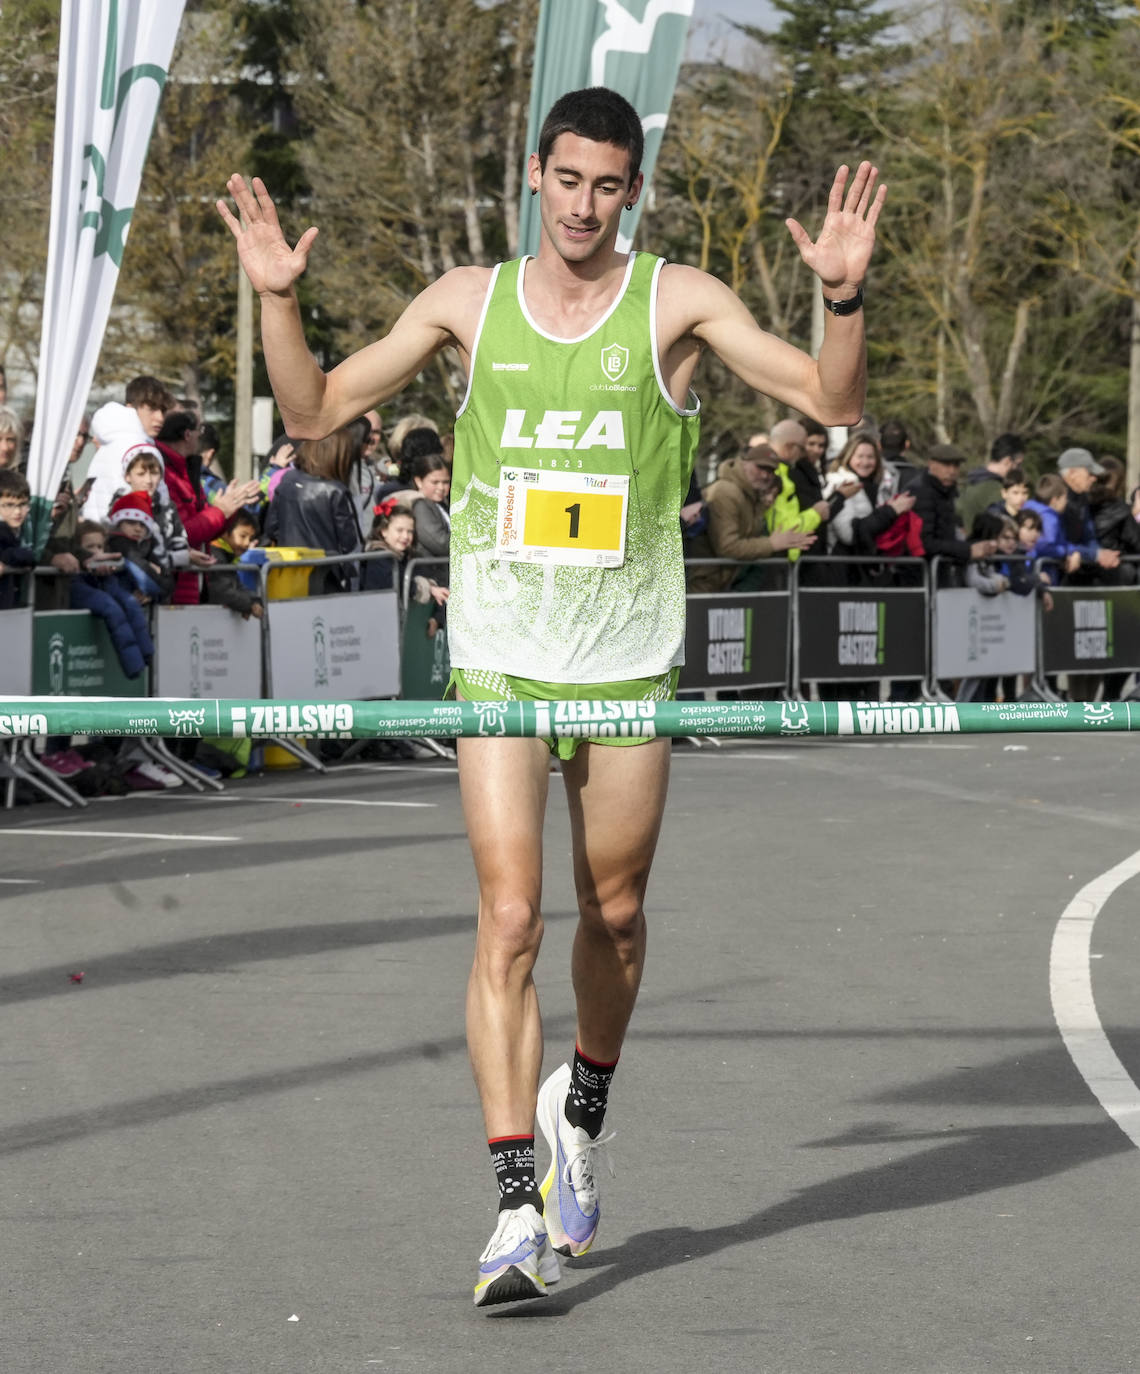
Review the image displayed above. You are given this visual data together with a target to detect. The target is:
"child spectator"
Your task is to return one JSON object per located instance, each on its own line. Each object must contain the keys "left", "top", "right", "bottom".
{"left": 363, "top": 500, "right": 449, "bottom": 616}
{"left": 990, "top": 514, "right": 1043, "bottom": 597}
{"left": 964, "top": 512, "right": 1011, "bottom": 596}
{"left": 207, "top": 508, "right": 264, "bottom": 619}
{"left": 363, "top": 501, "right": 415, "bottom": 591}
{"left": 1016, "top": 509, "right": 1056, "bottom": 611}
{"left": 68, "top": 521, "right": 154, "bottom": 678}
{"left": 400, "top": 451, "right": 451, "bottom": 561}
{"left": 118, "top": 448, "right": 195, "bottom": 574}
{"left": 988, "top": 469, "right": 1031, "bottom": 522}
{"left": 1022, "top": 474, "right": 1083, "bottom": 580}
{"left": 107, "top": 492, "right": 173, "bottom": 602}
{"left": 0, "top": 468, "right": 35, "bottom": 609}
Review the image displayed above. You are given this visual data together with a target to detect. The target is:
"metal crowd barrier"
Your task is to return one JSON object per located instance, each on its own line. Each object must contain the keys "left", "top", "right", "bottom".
{"left": 1029, "top": 555, "right": 1140, "bottom": 700}
{"left": 789, "top": 556, "right": 932, "bottom": 697}
{"left": 683, "top": 560, "right": 791, "bottom": 696}
{"left": 5, "top": 548, "right": 1140, "bottom": 809}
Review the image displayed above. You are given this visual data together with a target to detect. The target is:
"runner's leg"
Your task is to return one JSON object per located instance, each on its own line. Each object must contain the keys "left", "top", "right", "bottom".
{"left": 561, "top": 737, "right": 671, "bottom": 1060}
{"left": 535, "top": 737, "right": 671, "bottom": 1258}
{"left": 459, "top": 735, "right": 552, "bottom": 1137}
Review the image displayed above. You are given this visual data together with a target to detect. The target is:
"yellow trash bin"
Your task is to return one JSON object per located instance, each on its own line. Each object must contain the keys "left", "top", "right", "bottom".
{"left": 264, "top": 547, "right": 326, "bottom": 600}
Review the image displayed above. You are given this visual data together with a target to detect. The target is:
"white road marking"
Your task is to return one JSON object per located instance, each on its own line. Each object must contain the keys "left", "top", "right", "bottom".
{"left": 0, "top": 878, "right": 42, "bottom": 884}
{"left": 330, "top": 762, "right": 458, "bottom": 775}
{"left": 153, "top": 795, "right": 436, "bottom": 809}
{"left": 0, "top": 829, "right": 240, "bottom": 843}
{"left": 1050, "top": 848, "right": 1140, "bottom": 1148}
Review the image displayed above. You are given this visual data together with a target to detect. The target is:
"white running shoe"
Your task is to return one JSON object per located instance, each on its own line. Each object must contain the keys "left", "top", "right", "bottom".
{"left": 134, "top": 760, "right": 184, "bottom": 789}
{"left": 473, "top": 1203, "right": 560, "bottom": 1308}
{"left": 537, "top": 1063, "right": 616, "bottom": 1258}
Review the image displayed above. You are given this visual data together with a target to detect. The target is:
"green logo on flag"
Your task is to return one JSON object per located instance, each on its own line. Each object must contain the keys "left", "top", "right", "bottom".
{"left": 79, "top": 0, "right": 170, "bottom": 266}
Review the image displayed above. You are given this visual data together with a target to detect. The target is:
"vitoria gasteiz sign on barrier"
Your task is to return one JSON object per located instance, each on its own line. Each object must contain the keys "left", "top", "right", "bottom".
{"left": 1040, "top": 588, "right": 1140, "bottom": 675}
{"left": 0, "top": 697, "right": 1133, "bottom": 742}
{"left": 679, "top": 591, "right": 789, "bottom": 691}
{"left": 796, "top": 587, "right": 927, "bottom": 683}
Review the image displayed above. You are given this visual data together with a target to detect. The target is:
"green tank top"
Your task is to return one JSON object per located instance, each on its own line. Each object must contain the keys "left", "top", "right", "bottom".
{"left": 449, "top": 252, "right": 700, "bottom": 682}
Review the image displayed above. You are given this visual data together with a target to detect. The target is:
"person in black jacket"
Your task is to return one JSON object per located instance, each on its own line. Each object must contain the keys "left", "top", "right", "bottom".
{"left": 1089, "top": 456, "right": 1140, "bottom": 586}
{"left": 264, "top": 424, "right": 364, "bottom": 592}
{"left": 906, "top": 443, "right": 996, "bottom": 585}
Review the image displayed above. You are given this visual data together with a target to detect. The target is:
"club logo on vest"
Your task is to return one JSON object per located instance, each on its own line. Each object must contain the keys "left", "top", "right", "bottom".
{"left": 600, "top": 342, "right": 630, "bottom": 383}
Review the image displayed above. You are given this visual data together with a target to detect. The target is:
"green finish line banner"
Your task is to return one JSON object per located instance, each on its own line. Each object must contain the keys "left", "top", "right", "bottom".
{"left": 0, "top": 698, "right": 1134, "bottom": 741}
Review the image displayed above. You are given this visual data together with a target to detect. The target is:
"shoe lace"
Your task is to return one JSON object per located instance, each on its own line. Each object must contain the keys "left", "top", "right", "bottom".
{"left": 562, "top": 1127, "right": 617, "bottom": 1197}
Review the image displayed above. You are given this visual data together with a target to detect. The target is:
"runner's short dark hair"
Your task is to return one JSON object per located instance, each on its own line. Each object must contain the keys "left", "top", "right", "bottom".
{"left": 538, "top": 87, "right": 644, "bottom": 185}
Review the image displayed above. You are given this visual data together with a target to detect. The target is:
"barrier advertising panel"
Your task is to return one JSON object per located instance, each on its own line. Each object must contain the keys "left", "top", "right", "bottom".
{"left": 267, "top": 591, "right": 400, "bottom": 699}
{"left": 153, "top": 605, "right": 263, "bottom": 699}
{"left": 797, "top": 588, "right": 927, "bottom": 681}
{"left": 0, "top": 608, "right": 33, "bottom": 694}
{"left": 1040, "top": 587, "right": 1140, "bottom": 674}
{"left": 400, "top": 599, "right": 450, "bottom": 701}
{"left": 679, "top": 592, "right": 788, "bottom": 691}
{"left": 933, "top": 588, "right": 1036, "bottom": 678}
{"left": 32, "top": 610, "right": 148, "bottom": 696}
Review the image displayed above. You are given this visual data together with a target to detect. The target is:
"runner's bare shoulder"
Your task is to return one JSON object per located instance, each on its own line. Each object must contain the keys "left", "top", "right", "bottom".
{"left": 414, "top": 265, "right": 495, "bottom": 356}
{"left": 655, "top": 262, "right": 741, "bottom": 346}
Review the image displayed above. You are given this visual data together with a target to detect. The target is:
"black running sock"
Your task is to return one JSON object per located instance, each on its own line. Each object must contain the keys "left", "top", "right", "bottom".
{"left": 564, "top": 1045, "right": 618, "bottom": 1139}
{"left": 489, "top": 1135, "right": 541, "bottom": 1213}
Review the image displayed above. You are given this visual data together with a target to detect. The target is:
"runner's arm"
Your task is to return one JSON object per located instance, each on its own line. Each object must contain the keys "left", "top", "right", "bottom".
{"left": 671, "top": 269, "right": 867, "bottom": 425}
{"left": 258, "top": 272, "right": 478, "bottom": 440}
{"left": 216, "top": 177, "right": 484, "bottom": 438}
{"left": 664, "top": 163, "right": 884, "bottom": 423}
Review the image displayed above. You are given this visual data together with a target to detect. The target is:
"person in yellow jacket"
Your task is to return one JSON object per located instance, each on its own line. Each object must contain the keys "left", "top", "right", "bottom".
{"left": 688, "top": 444, "right": 816, "bottom": 590}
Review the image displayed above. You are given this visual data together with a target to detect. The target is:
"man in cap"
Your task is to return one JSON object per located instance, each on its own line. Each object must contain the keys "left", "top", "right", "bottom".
{"left": 1057, "top": 447, "right": 1119, "bottom": 581}
{"left": 905, "top": 442, "right": 997, "bottom": 582}
{"left": 689, "top": 443, "right": 815, "bottom": 591}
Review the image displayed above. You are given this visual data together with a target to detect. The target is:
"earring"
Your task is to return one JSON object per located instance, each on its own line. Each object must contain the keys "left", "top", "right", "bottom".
{"left": 530, "top": 187, "right": 537, "bottom": 197}
{"left": 625, "top": 201, "right": 634, "bottom": 210}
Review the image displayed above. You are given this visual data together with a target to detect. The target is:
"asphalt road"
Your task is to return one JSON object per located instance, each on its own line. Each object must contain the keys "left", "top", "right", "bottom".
{"left": 2, "top": 731, "right": 1139, "bottom": 1374}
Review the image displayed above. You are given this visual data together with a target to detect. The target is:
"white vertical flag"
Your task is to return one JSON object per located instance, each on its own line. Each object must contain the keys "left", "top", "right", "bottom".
{"left": 25, "top": 0, "right": 186, "bottom": 550}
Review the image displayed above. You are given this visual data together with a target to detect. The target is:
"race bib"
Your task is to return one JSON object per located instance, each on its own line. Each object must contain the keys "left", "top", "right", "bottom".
{"left": 496, "top": 467, "right": 629, "bottom": 568}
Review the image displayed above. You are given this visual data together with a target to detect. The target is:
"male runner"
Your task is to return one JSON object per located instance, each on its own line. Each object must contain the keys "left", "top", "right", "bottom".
{"left": 217, "top": 86, "right": 885, "bottom": 1309}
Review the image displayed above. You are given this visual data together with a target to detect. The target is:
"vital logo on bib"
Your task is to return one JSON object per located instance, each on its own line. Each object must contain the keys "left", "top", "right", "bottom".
{"left": 600, "top": 342, "right": 630, "bottom": 383}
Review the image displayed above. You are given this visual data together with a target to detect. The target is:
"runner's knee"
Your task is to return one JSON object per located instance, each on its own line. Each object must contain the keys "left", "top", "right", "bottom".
{"left": 476, "top": 895, "right": 544, "bottom": 970}
{"left": 579, "top": 892, "right": 645, "bottom": 948}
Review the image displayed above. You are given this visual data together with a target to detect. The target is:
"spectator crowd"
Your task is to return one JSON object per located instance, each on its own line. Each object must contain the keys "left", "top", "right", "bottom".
{"left": 0, "top": 369, "right": 452, "bottom": 795}
{"left": 1, "top": 360, "right": 1138, "bottom": 799}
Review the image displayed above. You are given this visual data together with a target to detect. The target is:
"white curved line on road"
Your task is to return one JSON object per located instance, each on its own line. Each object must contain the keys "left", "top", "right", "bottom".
{"left": 1050, "top": 849, "right": 1140, "bottom": 1148}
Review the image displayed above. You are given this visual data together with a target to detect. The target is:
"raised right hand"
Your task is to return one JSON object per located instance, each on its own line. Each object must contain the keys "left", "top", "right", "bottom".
{"left": 216, "top": 175, "right": 319, "bottom": 296}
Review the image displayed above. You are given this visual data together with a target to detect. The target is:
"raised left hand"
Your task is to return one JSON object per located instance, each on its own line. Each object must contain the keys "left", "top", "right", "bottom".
{"left": 785, "top": 162, "right": 887, "bottom": 293}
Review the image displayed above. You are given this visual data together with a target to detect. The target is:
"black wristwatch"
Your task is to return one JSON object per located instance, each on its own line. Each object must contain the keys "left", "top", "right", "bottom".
{"left": 822, "top": 286, "right": 864, "bottom": 316}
